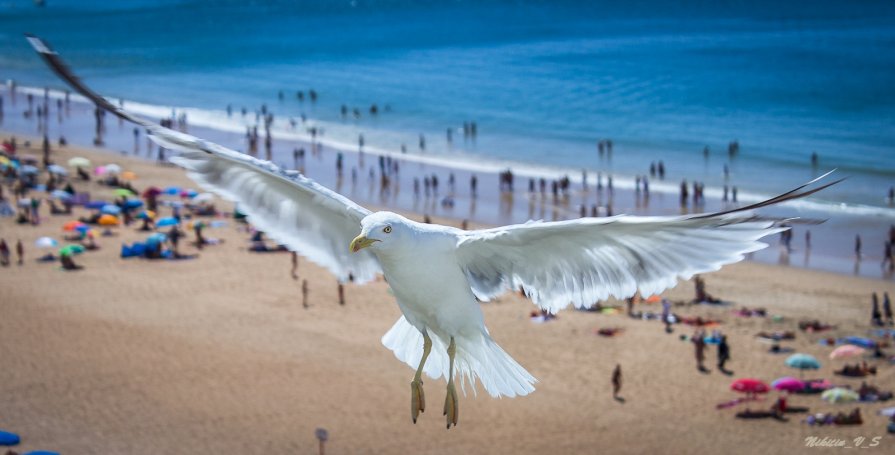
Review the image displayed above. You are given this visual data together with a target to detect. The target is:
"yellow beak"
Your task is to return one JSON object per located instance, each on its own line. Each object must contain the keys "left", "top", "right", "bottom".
{"left": 350, "top": 234, "right": 379, "bottom": 253}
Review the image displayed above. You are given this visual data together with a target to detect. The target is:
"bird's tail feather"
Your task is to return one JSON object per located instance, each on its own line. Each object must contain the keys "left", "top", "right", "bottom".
{"left": 382, "top": 316, "right": 536, "bottom": 398}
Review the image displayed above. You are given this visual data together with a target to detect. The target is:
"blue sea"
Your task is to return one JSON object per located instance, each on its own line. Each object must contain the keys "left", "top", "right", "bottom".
{"left": 1, "top": 0, "right": 894, "bottom": 212}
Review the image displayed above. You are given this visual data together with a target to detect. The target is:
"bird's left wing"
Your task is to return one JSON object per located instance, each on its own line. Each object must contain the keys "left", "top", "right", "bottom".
{"left": 27, "top": 35, "right": 381, "bottom": 283}
{"left": 455, "top": 175, "right": 839, "bottom": 313}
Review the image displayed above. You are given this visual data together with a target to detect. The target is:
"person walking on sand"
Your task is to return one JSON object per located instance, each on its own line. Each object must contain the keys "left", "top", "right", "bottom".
{"left": 872, "top": 293, "right": 883, "bottom": 327}
{"left": 301, "top": 279, "right": 309, "bottom": 309}
{"left": 291, "top": 251, "right": 299, "bottom": 280}
{"left": 717, "top": 335, "right": 731, "bottom": 374}
{"left": 883, "top": 292, "right": 893, "bottom": 326}
{"left": 693, "top": 329, "right": 708, "bottom": 373}
{"left": 855, "top": 235, "right": 862, "bottom": 260}
{"left": 15, "top": 239, "right": 23, "bottom": 266}
{"left": 0, "top": 239, "right": 9, "bottom": 267}
{"left": 611, "top": 364, "right": 622, "bottom": 400}
{"left": 338, "top": 282, "right": 345, "bottom": 306}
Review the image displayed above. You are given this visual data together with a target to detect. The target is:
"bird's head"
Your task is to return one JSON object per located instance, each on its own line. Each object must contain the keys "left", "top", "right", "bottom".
{"left": 350, "top": 212, "right": 409, "bottom": 254}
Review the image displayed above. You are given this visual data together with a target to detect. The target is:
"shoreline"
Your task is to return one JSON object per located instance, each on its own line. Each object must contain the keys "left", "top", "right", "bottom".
{"left": 1, "top": 85, "right": 894, "bottom": 281}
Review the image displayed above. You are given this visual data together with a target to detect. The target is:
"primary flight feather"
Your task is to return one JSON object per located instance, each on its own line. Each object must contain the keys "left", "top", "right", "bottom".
{"left": 27, "top": 34, "right": 840, "bottom": 429}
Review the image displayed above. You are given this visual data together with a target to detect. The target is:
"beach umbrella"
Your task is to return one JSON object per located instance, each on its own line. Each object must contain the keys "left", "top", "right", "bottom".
{"left": 786, "top": 353, "right": 821, "bottom": 377}
{"left": 47, "top": 164, "right": 67, "bottom": 175}
{"left": 124, "top": 199, "right": 144, "bottom": 209}
{"left": 34, "top": 237, "right": 58, "bottom": 248}
{"left": 771, "top": 376, "right": 805, "bottom": 393}
{"left": 162, "top": 200, "right": 184, "bottom": 208}
{"left": 146, "top": 232, "right": 167, "bottom": 245}
{"left": 85, "top": 200, "right": 109, "bottom": 210}
{"left": 209, "top": 220, "right": 227, "bottom": 228}
{"left": 192, "top": 192, "right": 214, "bottom": 203}
{"left": 20, "top": 164, "right": 39, "bottom": 175}
{"left": 830, "top": 345, "right": 865, "bottom": 360}
{"left": 94, "top": 165, "right": 106, "bottom": 175}
{"left": 842, "top": 336, "right": 876, "bottom": 348}
{"left": 142, "top": 186, "right": 162, "bottom": 198}
{"left": 181, "top": 189, "right": 198, "bottom": 198}
{"left": 821, "top": 387, "right": 859, "bottom": 404}
{"left": 62, "top": 220, "right": 85, "bottom": 231}
{"left": 98, "top": 214, "right": 119, "bottom": 226}
{"left": 100, "top": 204, "right": 122, "bottom": 215}
{"left": 17, "top": 198, "right": 31, "bottom": 208}
{"left": 104, "top": 164, "right": 122, "bottom": 174}
{"left": 136, "top": 210, "right": 156, "bottom": 220}
{"left": 113, "top": 188, "right": 135, "bottom": 197}
{"left": 155, "top": 216, "right": 179, "bottom": 227}
{"left": 730, "top": 378, "right": 770, "bottom": 395}
{"left": 50, "top": 189, "right": 73, "bottom": 200}
{"left": 59, "top": 244, "right": 85, "bottom": 256}
{"left": 121, "top": 171, "right": 137, "bottom": 180}
{"left": 68, "top": 157, "right": 91, "bottom": 167}
{"left": 879, "top": 407, "right": 895, "bottom": 418}
{"left": 0, "top": 156, "right": 10, "bottom": 166}
{"left": 164, "top": 186, "right": 181, "bottom": 195}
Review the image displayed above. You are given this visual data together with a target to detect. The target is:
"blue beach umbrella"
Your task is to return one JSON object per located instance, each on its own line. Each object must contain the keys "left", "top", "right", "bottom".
{"left": 101, "top": 204, "right": 122, "bottom": 215}
{"left": 146, "top": 232, "right": 167, "bottom": 245}
{"left": 785, "top": 353, "right": 821, "bottom": 378}
{"left": 156, "top": 217, "right": 179, "bottom": 227}
{"left": 0, "top": 429, "right": 20, "bottom": 446}
{"left": 85, "top": 200, "right": 109, "bottom": 210}
{"left": 47, "top": 164, "right": 67, "bottom": 175}
{"left": 50, "top": 189, "right": 73, "bottom": 200}
{"left": 164, "top": 186, "right": 180, "bottom": 195}
{"left": 20, "top": 164, "right": 39, "bottom": 174}
{"left": 124, "top": 199, "right": 144, "bottom": 209}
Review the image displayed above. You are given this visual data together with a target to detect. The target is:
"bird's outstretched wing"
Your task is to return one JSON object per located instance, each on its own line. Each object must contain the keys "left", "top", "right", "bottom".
{"left": 27, "top": 35, "right": 381, "bottom": 283}
{"left": 456, "top": 174, "right": 840, "bottom": 313}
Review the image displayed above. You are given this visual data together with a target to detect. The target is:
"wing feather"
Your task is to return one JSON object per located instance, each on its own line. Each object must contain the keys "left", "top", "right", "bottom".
{"left": 28, "top": 35, "right": 380, "bottom": 283}
{"left": 456, "top": 177, "right": 837, "bottom": 313}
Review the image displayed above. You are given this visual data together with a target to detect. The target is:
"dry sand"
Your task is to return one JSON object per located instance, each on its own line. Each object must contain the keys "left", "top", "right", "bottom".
{"left": 1, "top": 137, "right": 894, "bottom": 454}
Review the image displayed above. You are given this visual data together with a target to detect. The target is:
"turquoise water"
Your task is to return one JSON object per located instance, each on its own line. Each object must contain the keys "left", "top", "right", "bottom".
{"left": 1, "top": 0, "right": 894, "bottom": 210}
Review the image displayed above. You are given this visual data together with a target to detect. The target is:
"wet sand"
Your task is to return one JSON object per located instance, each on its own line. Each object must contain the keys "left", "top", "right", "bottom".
{"left": 1, "top": 135, "right": 894, "bottom": 454}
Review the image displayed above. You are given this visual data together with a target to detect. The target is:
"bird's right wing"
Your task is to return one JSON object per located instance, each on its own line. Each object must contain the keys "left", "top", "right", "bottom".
{"left": 27, "top": 34, "right": 381, "bottom": 283}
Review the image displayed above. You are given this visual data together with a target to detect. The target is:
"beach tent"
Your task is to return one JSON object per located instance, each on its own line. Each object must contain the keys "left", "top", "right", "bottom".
{"left": 67, "top": 157, "right": 90, "bottom": 167}
{"left": 821, "top": 387, "right": 859, "bottom": 404}
{"left": 829, "top": 345, "right": 865, "bottom": 360}
{"left": 0, "top": 430, "right": 20, "bottom": 446}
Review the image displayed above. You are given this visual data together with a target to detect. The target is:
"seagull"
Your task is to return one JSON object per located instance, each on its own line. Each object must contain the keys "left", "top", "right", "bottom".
{"left": 27, "top": 35, "right": 841, "bottom": 429}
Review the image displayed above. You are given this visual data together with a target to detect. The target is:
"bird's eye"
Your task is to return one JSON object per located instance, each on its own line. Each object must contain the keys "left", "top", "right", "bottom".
{"left": 383, "top": 226, "right": 392, "bottom": 234}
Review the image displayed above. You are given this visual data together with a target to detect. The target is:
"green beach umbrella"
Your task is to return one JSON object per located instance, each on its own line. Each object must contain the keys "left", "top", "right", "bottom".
{"left": 821, "top": 387, "right": 859, "bottom": 404}
{"left": 67, "top": 157, "right": 91, "bottom": 168}
{"left": 59, "top": 244, "right": 85, "bottom": 256}
{"left": 113, "top": 188, "right": 135, "bottom": 197}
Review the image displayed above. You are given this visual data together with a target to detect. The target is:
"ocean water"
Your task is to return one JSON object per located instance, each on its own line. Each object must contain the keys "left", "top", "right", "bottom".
{"left": 1, "top": 0, "right": 894, "bottom": 212}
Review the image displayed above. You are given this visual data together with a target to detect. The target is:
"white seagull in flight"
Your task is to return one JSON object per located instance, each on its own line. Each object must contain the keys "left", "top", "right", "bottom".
{"left": 28, "top": 35, "right": 840, "bottom": 429}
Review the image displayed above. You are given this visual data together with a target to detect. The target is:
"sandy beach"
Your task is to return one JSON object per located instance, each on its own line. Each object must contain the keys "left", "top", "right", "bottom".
{"left": 1, "top": 133, "right": 894, "bottom": 454}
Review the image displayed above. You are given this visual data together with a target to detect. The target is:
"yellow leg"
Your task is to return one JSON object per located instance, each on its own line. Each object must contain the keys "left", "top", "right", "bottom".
{"left": 443, "top": 336, "right": 458, "bottom": 429}
{"left": 410, "top": 332, "right": 432, "bottom": 424}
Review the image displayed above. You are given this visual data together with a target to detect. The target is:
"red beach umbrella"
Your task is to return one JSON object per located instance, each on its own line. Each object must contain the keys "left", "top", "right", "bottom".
{"left": 731, "top": 378, "right": 770, "bottom": 394}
